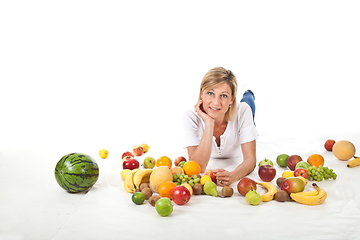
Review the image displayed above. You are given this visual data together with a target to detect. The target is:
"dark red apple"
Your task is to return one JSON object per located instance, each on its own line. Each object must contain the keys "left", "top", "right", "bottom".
{"left": 258, "top": 164, "right": 276, "bottom": 182}
{"left": 294, "top": 167, "right": 308, "bottom": 179}
{"left": 205, "top": 170, "right": 217, "bottom": 183}
{"left": 174, "top": 156, "right": 187, "bottom": 166}
{"left": 122, "top": 151, "right": 134, "bottom": 159}
{"left": 324, "top": 139, "right": 336, "bottom": 151}
{"left": 280, "top": 177, "right": 305, "bottom": 193}
{"left": 123, "top": 158, "right": 139, "bottom": 170}
{"left": 287, "top": 155, "right": 303, "bottom": 171}
{"left": 171, "top": 186, "right": 191, "bottom": 205}
{"left": 132, "top": 145, "right": 144, "bottom": 156}
{"left": 237, "top": 177, "right": 257, "bottom": 196}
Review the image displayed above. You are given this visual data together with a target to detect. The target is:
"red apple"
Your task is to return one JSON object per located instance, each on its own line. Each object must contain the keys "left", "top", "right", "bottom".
{"left": 122, "top": 151, "right": 134, "bottom": 159}
{"left": 280, "top": 177, "right": 305, "bottom": 193}
{"left": 324, "top": 139, "right": 336, "bottom": 151}
{"left": 122, "top": 158, "right": 139, "bottom": 170}
{"left": 174, "top": 156, "right": 187, "bottom": 166}
{"left": 258, "top": 164, "right": 276, "bottom": 182}
{"left": 237, "top": 177, "right": 257, "bottom": 196}
{"left": 205, "top": 170, "right": 217, "bottom": 183}
{"left": 133, "top": 145, "right": 144, "bottom": 156}
{"left": 286, "top": 155, "right": 303, "bottom": 171}
{"left": 294, "top": 167, "right": 308, "bottom": 179}
{"left": 171, "top": 186, "right": 191, "bottom": 205}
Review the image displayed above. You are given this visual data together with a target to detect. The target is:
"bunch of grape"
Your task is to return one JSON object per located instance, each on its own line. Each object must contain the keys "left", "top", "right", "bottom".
{"left": 173, "top": 173, "right": 201, "bottom": 187}
{"left": 307, "top": 165, "right": 337, "bottom": 181}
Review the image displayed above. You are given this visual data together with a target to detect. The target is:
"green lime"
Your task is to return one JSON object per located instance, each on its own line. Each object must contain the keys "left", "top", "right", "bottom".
{"left": 132, "top": 192, "right": 145, "bottom": 205}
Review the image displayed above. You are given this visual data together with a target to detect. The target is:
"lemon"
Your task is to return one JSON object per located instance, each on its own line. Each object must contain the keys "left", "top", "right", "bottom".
{"left": 99, "top": 149, "right": 109, "bottom": 159}
{"left": 121, "top": 169, "right": 131, "bottom": 180}
{"left": 200, "top": 175, "right": 212, "bottom": 185}
{"left": 140, "top": 144, "right": 150, "bottom": 153}
{"left": 282, "top": 170, "right": 294, "bottom": 178}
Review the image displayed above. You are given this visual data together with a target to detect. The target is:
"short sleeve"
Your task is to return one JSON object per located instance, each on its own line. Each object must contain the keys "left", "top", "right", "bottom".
{"left": 182, "top": 109, "right": 202, "bottom": 148}
{"left": 238, "top": 103, "right": 258, "bottom": 144}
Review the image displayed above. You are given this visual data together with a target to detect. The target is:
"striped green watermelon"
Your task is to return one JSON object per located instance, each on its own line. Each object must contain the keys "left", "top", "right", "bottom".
{"left": 55, "top": 153, "right": 99, "bottom": 193}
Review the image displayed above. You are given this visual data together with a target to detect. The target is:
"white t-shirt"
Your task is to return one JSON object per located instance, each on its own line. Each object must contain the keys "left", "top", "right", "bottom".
{"left": 182, "top": 102, "right": 258, "bottom": 159}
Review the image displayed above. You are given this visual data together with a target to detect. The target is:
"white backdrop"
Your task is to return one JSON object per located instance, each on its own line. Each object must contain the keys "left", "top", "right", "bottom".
{"left": 1, "top": 1, "right": 359, "bottom": 240}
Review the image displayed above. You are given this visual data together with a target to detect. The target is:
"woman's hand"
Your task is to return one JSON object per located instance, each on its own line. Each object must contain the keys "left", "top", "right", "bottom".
{"left": 194, "top": 100, "right": 214, "bottom": 124}
{"left": 212, "top": 169, "right": 236, "bottom": 186}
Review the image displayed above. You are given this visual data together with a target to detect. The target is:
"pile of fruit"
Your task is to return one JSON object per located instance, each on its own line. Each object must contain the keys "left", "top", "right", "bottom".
{"left": 55, "top": 138, "right": 357, "bottom": 216}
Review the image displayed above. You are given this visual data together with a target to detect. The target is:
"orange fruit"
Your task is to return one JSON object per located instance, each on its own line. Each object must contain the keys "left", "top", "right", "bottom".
{"left": 158, "top": 181, "right": 177, "bottom": 199}
{"left": 332, "top": 140, "right": 356, "bottom": 161}
{"left": 183, "top": 161, "right": 201, "bottom": 176}
{"left": 307, "top": 154, "right": 325, "bottom": 168}
{"left": 156, "top": 156, "right": 172, "bottom": 168}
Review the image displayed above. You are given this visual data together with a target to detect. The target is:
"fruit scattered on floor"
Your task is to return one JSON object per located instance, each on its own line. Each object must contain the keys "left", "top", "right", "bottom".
{"left": 332, "top": 140, "right": 356, "bottom": 161}
{"left": 182, "top": 161, "right": 201, "bottom": 176}
{"left": 347, "top": 157, "right": 360, "bottom": 168}
{"left": 173, "top": 173, "right": 201, "bottom": 187}
{"left": 307, "top": 166, "right": 337, "bottom": 181}
{"left": 290, "top": 183, "right": 327, "bottom": 205}
{"left": 99, "top": 149, "right": 109, "bottom": 159}
{"left": 307, "top": 154, "right": 325, "bottom": 168}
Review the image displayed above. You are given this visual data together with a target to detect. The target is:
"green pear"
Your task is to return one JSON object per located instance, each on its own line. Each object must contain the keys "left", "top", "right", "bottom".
{"left": 245, "top": 188, "right": 262, "bottom": 205}
{"left": 203, "top": 181, "right": 218, "bottom": 197}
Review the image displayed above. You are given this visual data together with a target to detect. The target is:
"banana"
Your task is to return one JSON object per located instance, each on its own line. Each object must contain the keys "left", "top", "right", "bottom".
{"left": 256, "top": 182, "right": 277, "bottom": 202}
{"left": 290, "top": 183, "right": 327, "bottom": 205}
{"left": 347, "top": 157, "right": 360, "bottom": 168}
{"left": 124, "top": 169, "right": 139, "bottom": 193}
{"left": 133, "top": 169, "right": 153, "bottom": 189}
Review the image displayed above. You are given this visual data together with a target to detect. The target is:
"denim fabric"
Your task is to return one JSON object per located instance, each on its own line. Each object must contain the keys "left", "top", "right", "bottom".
{"left": 240, "top": 90, "right": 255, "bottom": 124}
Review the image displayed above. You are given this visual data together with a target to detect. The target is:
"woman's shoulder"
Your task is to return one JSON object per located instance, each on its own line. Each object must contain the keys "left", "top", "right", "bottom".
{"left": 183, "top": 108, "right": 200, "bottom": 120}
{"left": 236, "top": 102, "right": 252, "bottom": 115}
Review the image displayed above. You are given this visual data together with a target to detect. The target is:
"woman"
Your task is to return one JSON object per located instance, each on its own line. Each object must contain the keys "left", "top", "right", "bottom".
{"left": 183, "top": 67, "right": 258, "bottom": 186}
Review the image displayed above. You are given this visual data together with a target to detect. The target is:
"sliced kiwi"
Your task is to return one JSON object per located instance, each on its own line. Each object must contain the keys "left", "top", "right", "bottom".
{"left": 274, "top": 190, "right": 289, "bottom": 202}
{"left": 148, "top": 195, "right": 161, "bottom": 206}
{"left": 221, "top": 186, "right": 234, "bottom": 197}
{"left": 141, "top": 187, "right": 153, "bottom": 200}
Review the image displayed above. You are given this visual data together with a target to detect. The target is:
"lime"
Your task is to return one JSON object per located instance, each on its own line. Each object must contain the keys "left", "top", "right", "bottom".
{"left": 132, "top": 192, "right": 145, "bottom": 205}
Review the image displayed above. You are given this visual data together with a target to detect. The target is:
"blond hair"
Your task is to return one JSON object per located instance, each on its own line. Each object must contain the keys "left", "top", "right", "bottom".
{"left": 198, "top": 67, "right": 238, "bottom": 122}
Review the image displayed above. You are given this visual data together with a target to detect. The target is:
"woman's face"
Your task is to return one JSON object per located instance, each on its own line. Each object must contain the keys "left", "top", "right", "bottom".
{"left": 201, "top": 83, "right": 234, "bottom": 121}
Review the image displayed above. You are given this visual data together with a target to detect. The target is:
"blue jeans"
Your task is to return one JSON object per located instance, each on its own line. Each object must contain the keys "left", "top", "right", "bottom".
{"left": 240, "top": 90, "right": 255, "bottom": 125}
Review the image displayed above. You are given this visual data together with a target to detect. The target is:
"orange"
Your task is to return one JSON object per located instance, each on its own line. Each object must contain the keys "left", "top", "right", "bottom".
{"left": 307, "top": 154, "right": 325, "bottom": 168}
{"left": 156, "top": 156, "right": 172, "bottom": 168}
{"left": 158, "top": 181, "right": 177, "bottom": 199}
{"left": 183, "top": 161, "right": 201, "bottom": 176}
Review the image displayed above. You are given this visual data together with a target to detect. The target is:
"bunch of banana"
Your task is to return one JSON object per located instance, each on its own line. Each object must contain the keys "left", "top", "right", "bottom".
{"left": 256, "top": 182, "right": 277, "bottom": 202}
{"left": 347, "top": 157, "right": 360, "bottom": 168}
{"left": 290, "top": 183, "right": 327, "bottom": 205}
{"left": 124, "top": 169, "right": 153, "bottom": 193}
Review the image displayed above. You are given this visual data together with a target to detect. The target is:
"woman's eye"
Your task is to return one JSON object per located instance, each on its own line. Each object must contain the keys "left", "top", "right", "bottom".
{"left": 221, "top": 94, "right": 228, "bottom": 98}
{"left": 207, "top": 92, "right": 214, "bottom": 96}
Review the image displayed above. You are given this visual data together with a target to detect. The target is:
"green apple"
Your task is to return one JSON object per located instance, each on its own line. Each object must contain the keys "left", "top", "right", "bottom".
{"left": 258, "top": 158, "right": 273, "bottom": 167}
{"left": 295, "top": 161, "right": 310, "bottom": 170}
{"left": 155, "top": 197, "right": 173, "bottom": 217}
{"left": 143, "top": 157, "right": 155, "bottom": 169}
{"left": 276, "top": 154, "right": 289, "bottom": 167}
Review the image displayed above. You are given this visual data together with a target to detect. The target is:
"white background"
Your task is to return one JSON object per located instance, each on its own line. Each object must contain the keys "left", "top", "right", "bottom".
{"left": 1, "top": 1, "right": 359, "bottom": 240}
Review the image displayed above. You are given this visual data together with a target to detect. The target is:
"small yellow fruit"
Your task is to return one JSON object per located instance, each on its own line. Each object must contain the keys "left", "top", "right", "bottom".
{"left": 181, "top": 183, "right": 193, "bottom": 195}
{"left": 99, "top": 149, "right": 109, "bottom": 159}
{"left": 121, "top": 169, "right": 131, "bottom": 180}
{"left": 333, "top": 140, "right": 356, "bottom": 161}
{"left": 200, "top": 175, "right": 212, "bottom": 185}
{"left": 297, "top": 176, "right": 307, "bottom": 186}
{"left": 140, "top": 144, "right": 150, "bottom": 153}
{"left": 282, "top": 170, "right": 294, "bottom": 178}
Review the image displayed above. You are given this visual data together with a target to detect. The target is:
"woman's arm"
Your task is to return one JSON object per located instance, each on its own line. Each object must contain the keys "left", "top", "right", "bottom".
{"left": 214, "top": 140, "right": 256, "bottom": 186}
{"left": 186, "top": 100, "right": 215, "bottom": 172}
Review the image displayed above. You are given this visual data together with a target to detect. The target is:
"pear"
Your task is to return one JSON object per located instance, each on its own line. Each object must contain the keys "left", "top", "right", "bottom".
{"left": 203, "top": 181, "right": 218, "bottom": 197}
{"left": 245, "top": 187, "right": 262, "bottom": 205}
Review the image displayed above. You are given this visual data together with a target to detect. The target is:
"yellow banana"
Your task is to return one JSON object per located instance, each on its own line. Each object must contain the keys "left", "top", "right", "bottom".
{"left": 347, "top": 157, "right": 360, "bottom": 168}
{"left": 124, "top": 169, "right": 139, "bottom": 193}
{"left": 256, "top": 182, "right": 277, "bottom": 202}
{"left": 133, "top": 169, "right": 153, "bottom": 189}
{"left": 290, "top": 183, "right": 327, "bottom": 205}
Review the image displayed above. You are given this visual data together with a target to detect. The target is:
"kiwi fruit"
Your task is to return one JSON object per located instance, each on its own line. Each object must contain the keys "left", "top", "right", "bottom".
{"left": 276, "top": 177, "right": 286, "bottom": 187}
{"left": 193, "top": 183, "right": 203, "bottom": 195}
{"left": 148, "top": 195, "right": 161, "bottom": 206}
{"left": 141, "top": 187, "right": 153, "bottom": 200}
{"left": 221, "top": 186, "right": 234, "bottom": 197}
{"left": 139, "top": 182, "right": 150, "bottom": 191}
{"left": 274, "top": 190, "right": 289, "bottom": 202}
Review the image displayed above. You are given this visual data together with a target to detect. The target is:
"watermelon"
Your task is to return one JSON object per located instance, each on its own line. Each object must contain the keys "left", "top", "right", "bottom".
{"left": 55, "top": 153, "right": 99, "bottom": 193}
